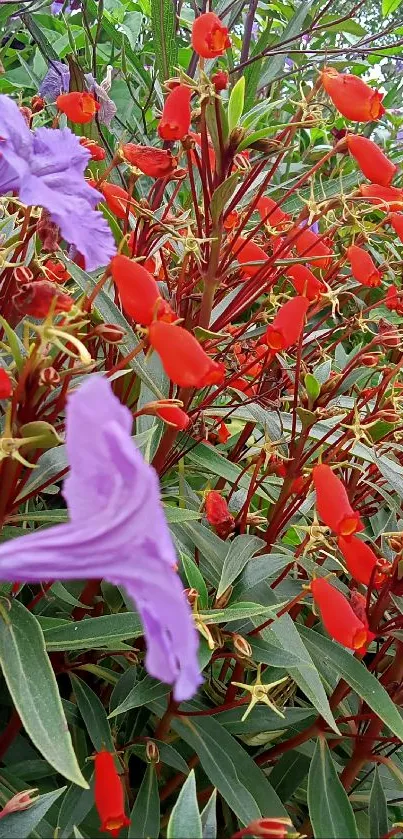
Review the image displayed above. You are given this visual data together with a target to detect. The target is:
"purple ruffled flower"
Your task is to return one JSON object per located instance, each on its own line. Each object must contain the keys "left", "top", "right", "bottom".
{"left": 51, "top": 0, "right": 81, "bottom": 14}
{"left": 0, "top": 377, "right": 202, "bottom": 701}
{"left": 0, "top": 95, "right": 116, "bottom": 271}
{"left": 39, "top": 60, "right": 70, "bottom": 101}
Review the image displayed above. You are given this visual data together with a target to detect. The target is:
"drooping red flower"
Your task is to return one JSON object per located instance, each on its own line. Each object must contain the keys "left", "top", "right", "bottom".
{"left": 265, "top": 296, "right": 310, "bottom": 352}
{"left": 191, "top": 12, "right": 231, "bottom": 58}
{"left": 12, "top": 281, "right": 73, "bottom": 318}
{"left": 286, "top": 264, "right": 326, "bottom": 301}
{"left": 111, "top": 254, "right": 174, "bottom": 326}
{"left": 217, "top": 420, "right": 230, "bottom": 443}
{"left": 347, "top": 244, "right": 381, "bottom": 287}
{"left": 148, "top": 321, "right": 225, "bottom": 388}
{"left": 360, "top": 184, "right": 403, "bottom": 210}
{"left": 205, "top": 490, "right": 235, "bottom": 538}
{"left": 79, "top": 137, "right": 106, "bottom": 161}
{"left": 232, "top": 236, "right": 268, "bottom": 278}
{"left": 389, "top": 212, "right": 403, "bottom": 242}
{"left": 155, "top": 403, "right": 190, "bottom": 429}
{"left": 385, "top": 284, "right": 403, "bottom": 314}
{"left": 294, "top": 227, "right": 333, "bottom": 268}
{"left": 311, "top": 577, "right": 375, "bottom": 652}
{"left": 346, "top": 134, "right": 397, "bottom": 186}
{"left": 211, "top": 70, "right": 229, "bottom": 91}
{"left": 94, "top": 751, "right": 130, "bottom": 838}
{"left": 338, "top": 535, "right": 391, "bottom": 588}
{"left": 321, "top": 67, "right": 385, "bottom": 122}
{"left": 256, "top": 196, "right": 290, "bottom": 230}
{"left": 98, "top": 182, "right": 133, "bottom": 220}
{"left": 121, "top": 143, "right": 177, "bottom": 178}
{"left": 158, "top": 85, "right": 192, "bottom": 141}
{"left": 43, "top": 259, "right": 70, "bottom": 284}
{"left": 56, "top": 91, "right": 100, "bottom": 124}
{"left": 312, "top": 463, "right": 363, "bottom": 537}
{"left": 0, "top": 369, "right": 12, "bottom": 400}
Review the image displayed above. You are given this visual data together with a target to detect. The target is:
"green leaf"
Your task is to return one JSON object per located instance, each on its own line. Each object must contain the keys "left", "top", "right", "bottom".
{"left": 259, "top": 1, "right": 315, "bottom": 88}
{"left": 20, "top": 12, "right": 60, "bottom": 61}
{"left": 167, "top": 770, "right": 202, "bottom": 839}
{"left": 0, "top": 787, "right": 66, "bottom": 839}
{"left": 150, "top": 0, "right": 178, "bottom": 80}
{"left": 108, "top": 675, "right": 170, "bottom": 717}
{"left": 249, "top": 637, "right": 306, "bottom": 669}
{"left": 70, "top": 675, "right": 114, "bottom": 752}
{"left": 0, "top": 600, "right": 86, "bottom": 787}
{"left": 210, "top": 172, "right": 240, "bottom": 226}
{"left": 200, "top": 602, "right": 278, "bottom": 624}
{"left": 382, "top": 0, "right": 403, "bottom": 14}
{"left": 369, "top": 767, "right": 389, "bottom": 838}
{"left": 129, "top": 763, "right": 160, "bottom": 838}
{"left": 43, "top": 612, "right": 143, "bottom": 651}
{"left": 0, "top": 315, "right": 25, "bottom": 372}
{"left": 228, "top": 76, "right": 245, "bottom": 133}
{"left": 217, "top": 535, "right": 264, "bottom": 599}
{"left": 299, "top": 625, "right": 403, "bottom": 741}
{"left": 181, "top": 553, "right": 209, "bottom": 609}
{"left": 308, "top": 738, "right": 359, "bottom": 839}
{"left": 57, "top": 764, "right": 94, "bottom": 838}
{"left": 164, "top": 507, "right": 201, "bottom": 523}
{"left": 120, "top": 11, "right": 143, "bottom": 49}
{"left": 305, "top": 373, "right": 321, "bottom": 402}
{"left": 201, "top": 789, "right": 217, "bottom": 839}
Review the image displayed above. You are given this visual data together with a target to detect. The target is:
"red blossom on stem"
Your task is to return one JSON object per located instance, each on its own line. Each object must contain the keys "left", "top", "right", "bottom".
{"left": 94, "top": 751, "right": 130, "bottom": 837}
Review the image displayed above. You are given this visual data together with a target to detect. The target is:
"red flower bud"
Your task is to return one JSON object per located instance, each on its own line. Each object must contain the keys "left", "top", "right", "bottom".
{"left": 378, "top": 318, "right": 401, "bottom": 347}
{"left": 311, "top": 577, "right": 375, "bottom": 652}
{"left": 256, "top": 196, "right": 290, "bottom": 229}
{"left": 321, "top": 67, "right": 385, "bottom": 122}
{"left": 94, "top": 751, "right": 130, "bottom": 838}
{"left": 338, "top": 535, "right": 391, "bottom": 588}
{"left": 121, "top": 144, "right": 177, "bottom": 178}
{"left": 31, "top": 95, "right": 45, "bottom": 113}
{"left": 346, "top": 134, "right": 397, "bottom": 187}
{"left": 211, "top": 70, "right": 229, "bottom": 91}
{"left": 37, "top": 210, "right": 59, "bottom": 251}
{"left": 191, "top": 12, "right": 231, "bottom": 58}
{"left": 347, "top": 244, "right": 381, "bottom": 287}
{"left": 154, "top": 403, "right": 190, "bottom": 429}
{"left": 232, "top": 816, "right": 295, "bottom": 839}
{"left": 43, "top": 259, "right": 70, "bottom": 284}
{"left": 158, "top": 85, "right": 192, "bottom": 141}
{"left": 0, "top": 369, "right": 12, "bottom": 399}
{"left": 111, "top": 255, "right": 174, "bottom": 326}
{"left": 93, "top": 323, "right": 126, "bottom": 343}
{"left": 98, "top": 182, "right": 132, "bottom": 220}
{"left": 13, "top": 281, "right": 73, "bottom": 318}
{"left": 56, "top": 91, "right": 100, "bottom": 124}
{"left": 294, "top": 227, "right": 333, "bottom": 268}
{"left": 80, "top": 137, "right": 106, "bottom": 161}
{"left": 148, "top": 321, "right": 225, "bottom": 388}
{"left": 217, "top": 420, "right": 230, "bottom": 443}
{"left": 205, "top": 490, "right": 235, "bottom": 537}
{"left": 232, "top": 236, "right": 268, "bottom": 278}
{"left": 224, "top": 209, "right": 240, "bottom": 230}
{"left": 312, "top": 464, "right": 363, "bottom": 537}
{"left": 0, "top": 789, "right": 38, "bottom": 819}
{"left": 286, "top": 264, "right": 326, "bottom": 301}
{"left": 360, "top": 184, "right": 403, "bottom": 210}
{"left": 265, "top": 296, "right": 310, "bottom": 352}
{"left": 385, "top": 284, "right": 403, "bottom": 314}
{"left": 389, "top": 212, "right": 403, "bottom": 243}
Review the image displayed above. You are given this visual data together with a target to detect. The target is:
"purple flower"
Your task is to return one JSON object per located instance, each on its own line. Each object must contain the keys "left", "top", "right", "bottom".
{"left": 84, "top": 73, "right": 117, "bottom": 126}
{"left": 51, "top": 0, "right": 81, "bottom": 14}
{"left": 0, "top": 95, "right": 116, "bottom": 271}
{"left": 39, "top": 60, "right": 70, "bottom": 101}
{"left": 0, "top": 377, "right": 202, "bottom": 701}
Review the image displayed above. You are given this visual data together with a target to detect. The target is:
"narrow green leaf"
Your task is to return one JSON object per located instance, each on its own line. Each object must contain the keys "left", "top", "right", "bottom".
{"left": 369, "top": 767, "right": 389, "bottom": 838}
{"left": 70, "top": 675, "right": 114, "bottom": 752}
{"left": 249, "top": 637, "right": 305, "bottom": 669}
{"left": 308, "top": 738, "right": 358, "bottom": 838}
{"left": 43, "top": 612, "right": 143, "bottom": 651}
{"left": 150, "top": 0, "right": 178, "bottom": 80}
{"left": 259, "top": 1, "right": 315, "bottom": 88}
{"left": 201, "top": 789, "right": 217, "bottom": 839}
{"left": 210, "top": 172, "right": 240, "bottom": 226}
{"left": 129, "top": 763, "right": 160, "bottom": 838}
{"left": 228, "top": 76, "right": 245, "bottom": 133}
{"left": 305, "top": 374, "right": 321, "bottom": 402}
{"left": 0, "top": 601, "right": 86, "bottom": 787}
{"left": 181, "top": 553, "right": 209, "bottom": 609}
{"left": 382, "top": 0, "right": 403, "bottom": 14}
{"left": 167, "top": 770, "right": 202, "bottom": 839}
{"left": 217, "top": 535, "right": 264, "bottom": 599}
{"left": 0, "top": 787, "right": 66, "bottom": 839}
{"left": 0, "top": 315, "right": 25, "bottom": 372}
{"left": 109, "top": 675, "right": 170, "bottom": 717}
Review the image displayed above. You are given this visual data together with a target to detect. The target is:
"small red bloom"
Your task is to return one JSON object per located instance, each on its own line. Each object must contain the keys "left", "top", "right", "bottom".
{"left": 99, "top": 182, "right": 132, "bottom": 220}
{"left": 217, "top": 421, "right": 230, "bottom": 443}
{"left": 155, "top": 404, "right": 190, "bottom": 429}
{"left": 224, "top": 210, "right": 240, "bottom": 230}
{"left": 256, "top": 196, "right": 290, "bottom": 229}
{"left": 389, "top": 212, "right": 403, "bottom": 243}
{"left": 232, "top": 236, "right": 268, "bottom": 278}
{"left": 43, "top": 259, "right": 70, "bottom": 284}
{"left": 265, "top": 296, "right": 310, "bottom": 352}
{"left": 56, "top": 91, "right": 100, "bottom": 124}
{"left": 191, "top": 12, "right": 231, "bottom": 59}
{"left": 385, "top": 284, "right": 403, "bottom": 314}
{"left": 232, "top": 816, "right": 294, "bottom": 839}
{"left": 205, "top": 490, "right": 235, "bottom": 538}
{"left": 0, "top": 369, "right": 12, "bottom": 400}
{"left": 211, "top": 70, "right": 229, "bottom": 91}
{"left": 346, "top": 134, "right": 397, "bottom": 187}
{"left": 121, "top": 143, "right": 177, "bottom": 178}
{"left": 13, "top": 281, "right": 73, "bottom": 318}
{"left": 111, "top": 254, "right": 174, "bottom": 326}
{"left": 294, "top": 227, "right": 333, "bottom": 268}
{"left": 31, "top": 95, "right": 45, "bottom": 113}
{"left": 338, "top": 535, "right": 391, "bottom": 588}
{"left": 94, "top": 751, "right": 130, "bottom": 838}
{"left": 321, "top": 67, "right": 385, "bottom": 122}
{"left": 158, "top": 85, "right": 192, "bottom": 141}
{"left": 347, "top": 244, "right": 381, "bottom": 287}
{"left": 286, "top": 264, "right": 326, "bottom": 301}
{"left": 312, "top": 463, "right": 363, "bottom": 537}
{"left": 311, "top": 577, "right": 375, "bottom": 652}
{"left": 148, "top": 321, "right": 225, "bottom": 388}
{"left": 360, "top": 184, "right": 403, "bottom": 210}
{"left": 80, "top": 137, "right": 106, "bottom": 161}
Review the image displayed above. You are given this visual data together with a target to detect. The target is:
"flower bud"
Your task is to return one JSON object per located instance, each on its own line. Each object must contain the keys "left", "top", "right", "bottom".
{"left": 12, "top": 281, "right": 73, "bottom": 318}
{"left": 389, "top": 536, "right": 403, "bottom": 552}
{"left": 361, "top": 353, "right": 382, "bottom": 367}
{"left": 93, "top": 323, "right": 126, "bottom": 344}
{"left": 232, "top": 816, "right": 295, "bottom": 839}
{"left": 146, "top": 740, "right": 160, "bottom": 764}
{"left": 0, "top": 789, "right": 38, "bottom": 819}
{"left": 205, "top": 490, "right": 235, "bottom": 538}
{"left": 211, "top": 70, "right": 229, "bottom": 91}
{"left": 233, "top": 634, "right": 252, "bottom": 659}
{"left": 31, "top": 95, "right": 45, "bottom": 113}
{"left": 185, "top": 587, "right": 199, "bottom": 607}
{"left": 214, "top": 586, "right": 233, "bottom": 609}
{"left": 376, "top": 409, "right": 400, "bottom": 423}
{"left": 378, "top": 319, "right": 401, "bottom": 348}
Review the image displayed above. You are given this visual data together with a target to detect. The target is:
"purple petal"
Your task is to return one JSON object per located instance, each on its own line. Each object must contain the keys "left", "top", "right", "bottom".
{"left": 39, "top": 61, "right": 70, "bottom": 100}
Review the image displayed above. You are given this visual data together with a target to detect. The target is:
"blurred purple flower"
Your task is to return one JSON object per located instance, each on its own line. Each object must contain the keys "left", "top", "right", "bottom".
{"left": 51, "top": 0, "right": 81, "bottom": 13}
{"left": 0, "top": 95, "right": 115, "bottom": 271}
{"left": 284, "top": 57, "right": 294, "bottom": 71}
{"left": 310, "top": 221, "right": 319, "bottom": 234}
{"left": 39, "top": 60, "right": 70, "bottom": 101}
{"left": 397, "top": 127, "right": 403, "bottom": 143}
{"left": 84, "top": 72, "right": 117, "bottom": 126}
{"left": 0, "top": 377, "right": 202, "bottom": 701}
{"left": 251, "top": 21, "right": 259, "bottom": 41}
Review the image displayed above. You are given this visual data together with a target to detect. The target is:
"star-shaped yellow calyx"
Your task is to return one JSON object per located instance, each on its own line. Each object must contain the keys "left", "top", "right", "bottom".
{"left": 232, "top": 665, "right": 288, "bottom": 721}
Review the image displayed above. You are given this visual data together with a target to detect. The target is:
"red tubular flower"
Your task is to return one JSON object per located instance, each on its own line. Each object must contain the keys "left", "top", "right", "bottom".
{"left": 294, "top": 227, "right": 332, "bottom": 268}
{"left": 111, "top": 255, "right": 174, "bottom": 326}
{"left": 12, "top": 281, "right": 73, "bottom": 318}
{"left": 338, "top": 535, "right": 391, "bottom": 588}
{"left": 360, "top": 184, "right": 403, "bottom": 210}
{"left": 79, "top": 137, "right": 106, "bottom": 161}
{"left": 205, "top": 490, "right": 235, "bottom": 538}
{"left": 224, "top": 210, "right": 240, "bottom": 230}
{"left": 232, "top": 817, "right": 294, "bottom": 839}
{"left": 346, "top": 134, "right": 397, "bottom": 186}
{"left": 0, "top": 369, "right": 12, "bottom": 400}
{"left": 321, "top": 67, "right": 385, "bottom": 122}
{"left": 347, "top": 244, "right": 381, "bottom": 287}
{"left": 217, "top": 421, "right": 230, "bottom": 443}
{"left": 121, "top": 143, "right": 177, "bottom": 178}
{"left": 256, "top": 196, "right": 290, "bottom": 229}
{"left": 312, "top": 463, "right": 363, "bottom": 537}
{"left": 99, "top": 182, "right": 132, "bottom": 220}
{"left": 43, "top": 259, "right": 70, "bottom": 284}
{"left": 311, "top": 577, "right": 375, "bottom": 652}
{"left": 191, "top": 12, "right": 231, "bottom": 58}
{"left": 158, "top": 85, "right": 192, "bottom": 141}
{"left": 56, "top": 92, "right": 100, "bottom": 124}
{"left": 286, "top": 265, "right": 326, "bottom": 301}
{"left": 265, "top": 296, "right": 310, "bottom": 352}
{"left": 155, "top": 404, "right": 190, "bottom": 429}
{"left": 232, "top": 236, "right": 268, "bottom": 278}
{"left": 148, "top": 321, "right": 225, "bottom": 388}
{"left": 385, "top": 284, "right": 403, "bottom": 314}
{"left": 389, "top": 212, "right": 403, "bottom": 243}
{"left": 211, "top": 70, "right": 229, "bottom": 91}
{"left": 94, "top": 751, "right": 130, "bottom": 838}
